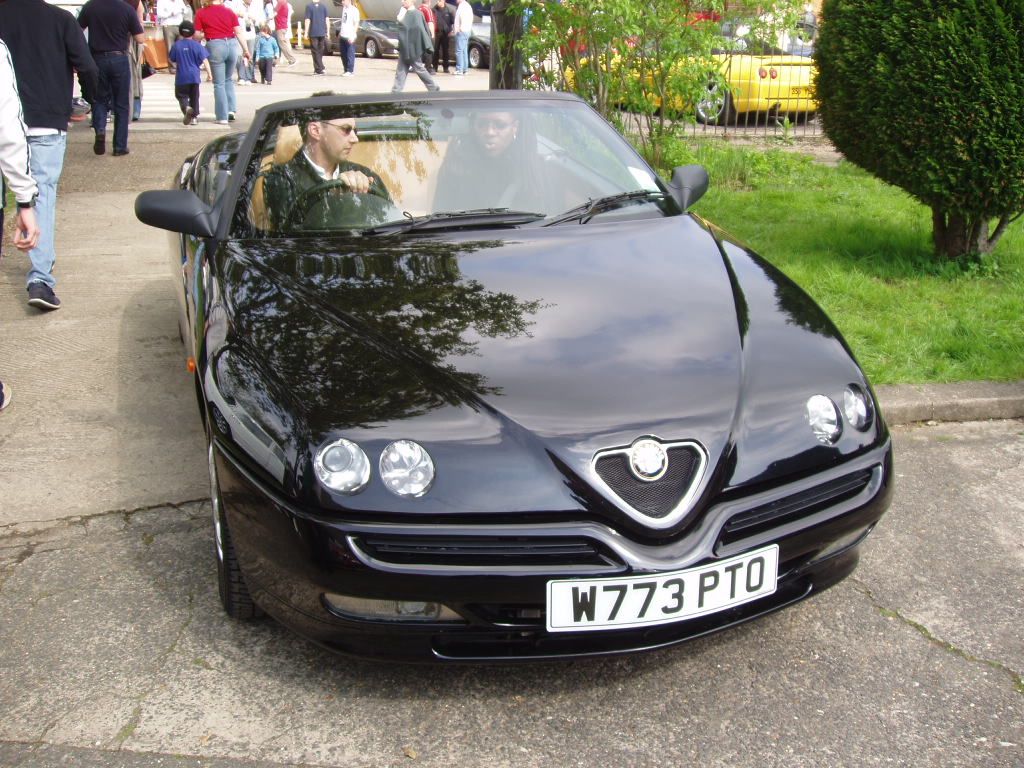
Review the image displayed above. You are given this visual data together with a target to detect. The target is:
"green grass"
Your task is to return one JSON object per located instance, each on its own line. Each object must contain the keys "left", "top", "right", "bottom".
{"left": 656, "top": 140, "right": 1024, "bottom": 385}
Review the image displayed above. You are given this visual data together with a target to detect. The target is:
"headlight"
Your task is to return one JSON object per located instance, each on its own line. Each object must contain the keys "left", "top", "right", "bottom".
{"left": 379, "top": 440, "right": 435, "bottom": 498}
{"left": 315, "top": 438, "right": 371, "bottom": 494}
{"left": 843, "top": 385, "right": 873, "bottom": 430}
{"left": 807, "top": 395, "right": 842, "bottom": 444}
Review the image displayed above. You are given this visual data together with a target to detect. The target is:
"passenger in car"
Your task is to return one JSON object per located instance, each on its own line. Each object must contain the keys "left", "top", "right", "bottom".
{"left": 261, "top": 115, "right": 389, "bottom": 231}
{"left": 433, "top": 110, "right": 548, "bottom": 213}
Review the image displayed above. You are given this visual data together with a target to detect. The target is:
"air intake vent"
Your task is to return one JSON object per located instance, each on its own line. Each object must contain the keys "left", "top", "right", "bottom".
{"left": 354, "top": 535, "right": 619, "bottom": 569}
{"left": 721, "top": 468, "right": 874, "bottom": 543}
{"left": 594, "top": 444, "right": 703, "bottom": 520}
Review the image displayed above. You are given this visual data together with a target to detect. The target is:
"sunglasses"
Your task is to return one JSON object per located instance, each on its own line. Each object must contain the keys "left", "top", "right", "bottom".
{"left": 323, "top": 121, "right": 357, "bottom": 136}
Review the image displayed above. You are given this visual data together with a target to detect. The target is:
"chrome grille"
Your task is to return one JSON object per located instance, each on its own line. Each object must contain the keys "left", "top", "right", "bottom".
{"left": 594, "top": 445, "right": 702, "bottom": 519}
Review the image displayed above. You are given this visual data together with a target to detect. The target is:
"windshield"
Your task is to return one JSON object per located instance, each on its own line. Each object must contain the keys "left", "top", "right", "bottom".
{"left": 234, "top": 97, "right": 679, "bottom": 238}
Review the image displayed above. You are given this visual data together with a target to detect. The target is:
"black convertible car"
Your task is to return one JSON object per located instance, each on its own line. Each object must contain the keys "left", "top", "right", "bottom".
{"left": 136, "top": 92, "right": 892, "bottom": 662}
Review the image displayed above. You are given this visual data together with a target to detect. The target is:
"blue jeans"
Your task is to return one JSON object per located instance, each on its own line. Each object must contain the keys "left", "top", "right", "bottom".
{"left": 455, "top": 32, "right": 469, "bottom": 73}
{"left": 340, "top": 37, "right": 356, "bottom": 73}
{"left": 26, "top": 133, "right": 67, "bottom": 289}
{"left": 207, "top": 38, "right": 239, "bottom": 121}
{"left": 91, "top": 53, "right": 131, "bottom": 152}
{"left": 236, "top": 34, "right": 256, "bottom": 81}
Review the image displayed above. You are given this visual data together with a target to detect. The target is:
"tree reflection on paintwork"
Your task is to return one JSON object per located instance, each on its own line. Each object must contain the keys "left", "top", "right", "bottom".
{"left": 215, "top": 237, "right": 544, "bottom": 431}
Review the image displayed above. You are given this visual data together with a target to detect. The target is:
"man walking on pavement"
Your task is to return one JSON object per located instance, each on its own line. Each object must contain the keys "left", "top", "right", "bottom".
{"left": 0, "top": 36, "right": 41, "bottom": 410}
{"left": 157, "top": 0, "right": 188, "bottom": 73}
{"left": 304, "top": 0, "right": 329, "bottom": 75}
{"left": 274, "top": 0, "right": 296, "bottom": 66}
{"left": 78, "top": 0, "right": 146, "bottom": 158}
{"left": 0, "top": 0, "right": 98, "bottom": 311}
{"left": 392, "top": 0, "right": 438, "bottom": 92}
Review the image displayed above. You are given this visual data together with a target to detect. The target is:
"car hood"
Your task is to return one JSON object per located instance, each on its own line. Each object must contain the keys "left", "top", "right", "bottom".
{"left": 211, "top": 215, "right": 877, "bottom": 519}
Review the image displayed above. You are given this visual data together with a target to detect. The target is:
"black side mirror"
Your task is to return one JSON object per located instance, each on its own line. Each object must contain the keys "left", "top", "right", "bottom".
{"left": 667, "top": 165, "right": 710, "bottom": 211}
{"left": 135, "top": 190, "right": 217, "bottom": 238}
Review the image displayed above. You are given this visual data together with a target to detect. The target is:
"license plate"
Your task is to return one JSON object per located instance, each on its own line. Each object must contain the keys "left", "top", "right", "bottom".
{"left": 790, "top": 87, "right": 806, "bottom": 96}
{"left": 546, "top": 545, "right": 779, "bottom": 632}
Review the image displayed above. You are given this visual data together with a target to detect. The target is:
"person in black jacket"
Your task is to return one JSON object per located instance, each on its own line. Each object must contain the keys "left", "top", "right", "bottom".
{"left": 432, "top": 0, "right": 454, "bottom": 74}
{"left": 0, "top": 0, "right": 98, "bottom": 312}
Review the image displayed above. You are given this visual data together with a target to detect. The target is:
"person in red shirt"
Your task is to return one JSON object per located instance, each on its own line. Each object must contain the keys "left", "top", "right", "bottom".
{"left": 194, "top": 0, "right": 251, "bottom": 123}
{"left": 274, "top": 0, "right": 296, "bottom": 65}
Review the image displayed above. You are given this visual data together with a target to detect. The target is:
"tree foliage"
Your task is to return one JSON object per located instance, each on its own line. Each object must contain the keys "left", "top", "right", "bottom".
{"left": 507, "top": 0, "right": 803, "bottom": 165}
{"left": 815, "top": 0, "right": 1024, "bottom": 262}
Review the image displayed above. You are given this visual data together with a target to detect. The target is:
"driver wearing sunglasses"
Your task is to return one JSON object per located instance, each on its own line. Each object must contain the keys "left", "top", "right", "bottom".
{"left": 263, "top": 114, "right": 389, "bottom": 231}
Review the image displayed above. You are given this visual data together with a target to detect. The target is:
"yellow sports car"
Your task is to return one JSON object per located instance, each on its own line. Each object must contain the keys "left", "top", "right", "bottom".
{"left": 695, "top": 49, "right": 816, "bottom": 125}
{"left": 565, "top": 22, "right": 818, "bottom": 125}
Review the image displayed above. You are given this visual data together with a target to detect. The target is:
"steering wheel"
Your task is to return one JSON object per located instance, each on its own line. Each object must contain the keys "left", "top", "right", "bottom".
{"left": 282, "top": 176, "right": 393, "bottom": 230}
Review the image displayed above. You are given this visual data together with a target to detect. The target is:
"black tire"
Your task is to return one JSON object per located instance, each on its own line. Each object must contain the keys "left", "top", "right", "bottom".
{"left": 210, "top": 439, "right": 264, "bottom": 620}
{"left": 695, "top": 81, "right": 734, "bottom": 126}
{"left": 365, "top": 38, "right": 379, "bottom": 58}
{"left": 468, "top": 43, "right": 484, "bottom": 69}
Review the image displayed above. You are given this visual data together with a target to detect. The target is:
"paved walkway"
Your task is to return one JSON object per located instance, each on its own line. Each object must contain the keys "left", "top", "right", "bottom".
{"left": 0, "top": 52, "right": 1021, "bottom": 530}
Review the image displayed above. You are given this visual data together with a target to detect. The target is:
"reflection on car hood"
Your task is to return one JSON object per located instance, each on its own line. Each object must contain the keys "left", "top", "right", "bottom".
{"left": 216, "top": 214, "right": 869, "bottom": 506}
{"left": 221, "top": 216, "right": 741, "bottom": 442}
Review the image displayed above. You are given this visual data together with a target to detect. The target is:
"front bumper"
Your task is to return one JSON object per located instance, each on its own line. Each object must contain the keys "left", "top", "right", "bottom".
{"left": 215, "top": 441, "right": 893, "bottom": 662}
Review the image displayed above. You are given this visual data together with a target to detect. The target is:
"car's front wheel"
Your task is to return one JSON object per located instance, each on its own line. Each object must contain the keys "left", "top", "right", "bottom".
{"left": 209, "top": 438, "right": 264, "bottom": 620}
{"left": 468, "top": 43, "right": 485, "bottom": 69}
{"left": 365, "top": 38, "right": 379, "bottom": 58}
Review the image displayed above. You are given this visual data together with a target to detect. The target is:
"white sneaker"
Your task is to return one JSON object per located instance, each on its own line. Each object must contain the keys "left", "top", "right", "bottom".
{"left": 342, "top": 71, "right": 354, "bottom": 77}
{"left": 237, "top": 79, "right": 250, "bottom": 86}
{"left": 190, "top": 117, "right": 199, "bottom": 125}
{"left": 215, "top": 119, "right": 229, "bottom": 125}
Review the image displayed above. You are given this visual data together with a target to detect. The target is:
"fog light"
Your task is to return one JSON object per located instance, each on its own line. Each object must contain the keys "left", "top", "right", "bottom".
{"left": 811, "top": 524, "right": 874, "bottom": 563}
{"left": 323, "top": 593, "right": 463, "bottom": 623}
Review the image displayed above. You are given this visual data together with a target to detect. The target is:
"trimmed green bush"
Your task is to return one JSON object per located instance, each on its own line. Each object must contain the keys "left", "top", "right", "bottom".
{"left": 815, "top": 0, "right": 1024, "bottom": 262}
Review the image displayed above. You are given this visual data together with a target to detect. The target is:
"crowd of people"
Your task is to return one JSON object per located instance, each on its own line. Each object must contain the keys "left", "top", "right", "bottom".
{"left": 0, "top": 0, "right": 492, "bottom": 407}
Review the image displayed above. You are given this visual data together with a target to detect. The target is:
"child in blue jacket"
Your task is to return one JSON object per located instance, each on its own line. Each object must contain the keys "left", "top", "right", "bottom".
{"left": 168, "top": 20, "right": 211, "bottom": 125}
{"left": 253, "top": 26, "right": 282, "bottom": 85}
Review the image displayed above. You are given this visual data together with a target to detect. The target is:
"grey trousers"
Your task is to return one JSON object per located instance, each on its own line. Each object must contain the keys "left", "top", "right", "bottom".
{"left": 391, "top": 58, "right": 439, "bottom": 93}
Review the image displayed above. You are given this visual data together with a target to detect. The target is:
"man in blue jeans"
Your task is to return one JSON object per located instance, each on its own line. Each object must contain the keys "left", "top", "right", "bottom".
{"left": 0, "top": 37, "right": 41, "bottom": 408}
{"left": 79, "top": 0, "right": 146, "bottom": 159}
{"left": 0, "top": 0, "right": 98, "bottom": 311}
{"left": 452, "top": 0, "right": 473, "bottom": 75}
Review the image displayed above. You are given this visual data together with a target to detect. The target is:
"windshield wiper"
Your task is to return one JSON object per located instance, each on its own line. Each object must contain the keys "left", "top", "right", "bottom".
{"left": 364, "top": 208, "right": 545, "bottom": 236}
{"left": 543, "top": 190, "right": 668, "bottom": 226}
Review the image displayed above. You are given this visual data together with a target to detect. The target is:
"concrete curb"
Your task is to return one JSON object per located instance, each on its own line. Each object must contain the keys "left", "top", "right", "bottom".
{"left": 875, "top": 380, "right": 1024, "bottom": 426}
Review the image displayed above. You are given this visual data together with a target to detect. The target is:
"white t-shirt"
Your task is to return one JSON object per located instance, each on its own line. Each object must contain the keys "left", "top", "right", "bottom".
{"left": 454, "top": 0, "right": 473, "bottom": 35}
{"left": 339, "top": 4, "right": 360, "bottom": 41}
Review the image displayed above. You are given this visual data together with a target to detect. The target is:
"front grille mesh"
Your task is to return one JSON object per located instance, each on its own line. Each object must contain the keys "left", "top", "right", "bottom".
{"left": 595, "top": 446, "right": 701, "bottom": 519}
{"left": 355, "top": 535, "right": 618, "bottom": 568}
